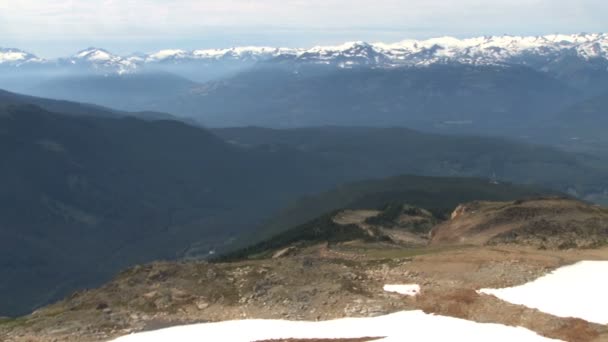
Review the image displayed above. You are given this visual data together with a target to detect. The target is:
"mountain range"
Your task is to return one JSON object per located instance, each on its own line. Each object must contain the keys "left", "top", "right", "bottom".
{"left": 2, "top": 33, "right": 607, "bottom": 77}
{"left": 1, "top": 34, "right": 606, "bottom": 145}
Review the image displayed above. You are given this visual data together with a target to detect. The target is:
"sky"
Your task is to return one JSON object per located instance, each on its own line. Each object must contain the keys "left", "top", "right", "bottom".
{"left": 0, "top": 0, "right": 607, "bottom": 57}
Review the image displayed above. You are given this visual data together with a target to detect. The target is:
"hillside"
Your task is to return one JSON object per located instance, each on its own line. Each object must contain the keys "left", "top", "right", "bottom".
{"left": 0, "top": 104, "right": 239, "bottom": 316}
{"left": 227, "top": 196, "right": 608, "bottom": 263}
{"left": 214, "top": 126, "right": 608, "bottom": 203}
{"left": 170, "top": 65, "right": 579, "bottom": 132}
{"left": 2, "top": 90, "right": 608, "bottom": 317}
{"left": 430, "top": 198, "right": 608, "bottom": 249}
{"left": 3, "top": 36, "right": 608, "bottom": 153}
{"left": 0, "top": 101, "right": 349, "bottom": 317}
{"left": 5, "top": 5, "right": 608, "bottom": 339}
{"left": 538, "top": 92, "right": 608, "bottom": 154}
{"left": 0, "top": 89, "right": 120, "bottom": 118}
{"left": 243, "top": 175, "right": 560, "bottom": 249}
{"left": 220, "top": 204, "right": 440, "bottom": 262}
{"left": 6, "top": 58, "right": 608, "bottom": 153}
{"left": 25, "top": 73, "right": 200, "bottom": 113}
{"left": 3, "top": 197, "right": 608, "bottom": 342}
{"left": 0, "top": 88, "right": 180, "bottom": 122}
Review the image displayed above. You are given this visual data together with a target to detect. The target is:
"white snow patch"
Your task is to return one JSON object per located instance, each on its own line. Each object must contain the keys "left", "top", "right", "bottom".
{"left": 147, "top": 49, "right": 188, "bottom": 61}
{"left": 0, "top": 51, "right": 27, "bottom": 62}
{"left": 479, "top": 261, "right": 608, "bottom": 325}
{"left": 75, "top": 48, "right": 114, "bottom": 61}
{"left": 111, "top": 310, "right": 560, "bottom": 342}
{"left": 383, "top": 284, "right": 420, "bottom": 296}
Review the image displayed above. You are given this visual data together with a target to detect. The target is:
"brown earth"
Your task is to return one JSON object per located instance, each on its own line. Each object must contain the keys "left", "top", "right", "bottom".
{"left": 430, "top": 197, "right": 608, "bottom": 248}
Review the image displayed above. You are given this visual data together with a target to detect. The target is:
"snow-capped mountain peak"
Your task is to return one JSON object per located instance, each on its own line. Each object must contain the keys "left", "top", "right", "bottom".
{"left": 74, "top": 47, "right": 117, "bottom": 62}
{"left": 145, "top": 46, "right": 301, "bottom": 63}
{"left": 0, "top": 48, "right": 43, "bottom": 65}
{"left": 146, "top": 49, "right": 189, "bottom": 62}
{"left": 364, "top": 33, "right": 608, "bottom": 66}
{"left": 68, "top": 47, "right": 139, "bottom": 74}
{"left": 2, "top": 33, "right": 607, "bottom": 73}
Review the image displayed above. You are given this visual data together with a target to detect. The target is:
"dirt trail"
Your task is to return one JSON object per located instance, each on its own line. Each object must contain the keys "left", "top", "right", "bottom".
{"left": 332, "top": 210, "right": 381, "bottom": 226}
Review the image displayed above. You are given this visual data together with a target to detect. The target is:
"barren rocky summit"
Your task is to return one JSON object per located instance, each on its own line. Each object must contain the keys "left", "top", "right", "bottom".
{"left": 431, "top": 198, "right": 608, "bottom": 248}
{"left": 3, "top": 198, "right": 608, "bottom": 342}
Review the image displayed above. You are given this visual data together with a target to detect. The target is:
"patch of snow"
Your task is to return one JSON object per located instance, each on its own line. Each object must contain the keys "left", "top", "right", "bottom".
{"left": 479, "top": 261, "right": 608, "bottom": 325}
{"left": 147, "top": 49, "right": 188, "bottom": 61}
{"left": 0, "top": 51, "right": 27, "bottom": 63}
{"left": 111, "top": 310, "right": 560, "bottom": 342}
{"left": 383, "top": 284, "right": 420, "bottom": 296}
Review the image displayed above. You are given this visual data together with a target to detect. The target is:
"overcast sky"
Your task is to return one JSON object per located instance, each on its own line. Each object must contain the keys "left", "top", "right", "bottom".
{"left": 1, "top": 0, "right": 607, "bottom": 57}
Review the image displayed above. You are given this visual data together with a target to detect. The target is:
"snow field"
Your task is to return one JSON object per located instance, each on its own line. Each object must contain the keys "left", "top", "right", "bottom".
{"left": 111, "top": 310, "right": 560, "bottom": 342}
{"left": 479, "top": 261, "right": 608, "bottom": 325}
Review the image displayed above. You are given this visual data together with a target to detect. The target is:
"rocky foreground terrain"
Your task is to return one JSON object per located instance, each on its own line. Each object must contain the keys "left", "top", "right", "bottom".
{"left": 3, "top": 198, "right": 608, "bottom": 342}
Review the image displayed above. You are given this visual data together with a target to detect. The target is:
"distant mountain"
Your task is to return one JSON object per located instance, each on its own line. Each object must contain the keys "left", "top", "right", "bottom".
{"left": 1, "top": 33, "right": 607, "bottom": 78}
{"left": 0, "top": 96, "right": 346, "bottom": 317}
{"left": 174, "top": 65, "right": 578, "bottom": 132}
{"left": 212, "top": 126, "right": 608, "bottom": 200}
{"left": 12, "top": 59, "right": 607, "bottom": 153}
{"left": 280, "top": 34, "right": 608, "bottom": 68}
{"left": 0, "top": 88, "right": 182, "bottom": 122}
{"left": 1, "top": 33, "right": 607, "bottom": 137}
{"left": 146, "top": 46, "right": 298, "bottom": 64}
{"left": 537, "top": 91, "right": 608, "bottom": 155}
{"left": 58, "top": 47, "right": 142, "bottom": 74}
{"left": 25, "top": 72, "right": 200, "bottom": 113}
{"left": 0, "top": 48, "right": 43, "bottom": 66}
{"left": 0, "top": 88, "right": 119, "bottom": 117}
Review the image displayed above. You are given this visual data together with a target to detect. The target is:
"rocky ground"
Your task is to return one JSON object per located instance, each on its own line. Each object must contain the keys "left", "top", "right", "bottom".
{"left": 431, "top": 198, "right": 608, "bottom": 248}
{"left": 2, "top": 243, "right": 608, "bottom": 342}
{"left": 4, "top": 198, "right": 608, "bottom": 342}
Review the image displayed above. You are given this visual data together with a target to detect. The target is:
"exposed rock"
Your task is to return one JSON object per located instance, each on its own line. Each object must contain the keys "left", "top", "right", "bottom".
{"left": 431, "top": 198, "right": 608, "bottom": 249}
{"left": 273, "top": 247, "right": 297, "bottom": 259}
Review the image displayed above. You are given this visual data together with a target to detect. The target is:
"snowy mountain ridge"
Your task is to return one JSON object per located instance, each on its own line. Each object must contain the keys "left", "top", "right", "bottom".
{"left": 147, "top": 46, "right": 299, "bottom": 63}
{"left": 296, "top": 33, "right": 608, "bottom": 66}
{"left": 2, "top": 33, "right": 607, "bottom": 72}
{"left": 0, "top": 47, "right": 44, "bottom": 65}
{"left": 63, "top": 47, "right": 142, "bottom": 74}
